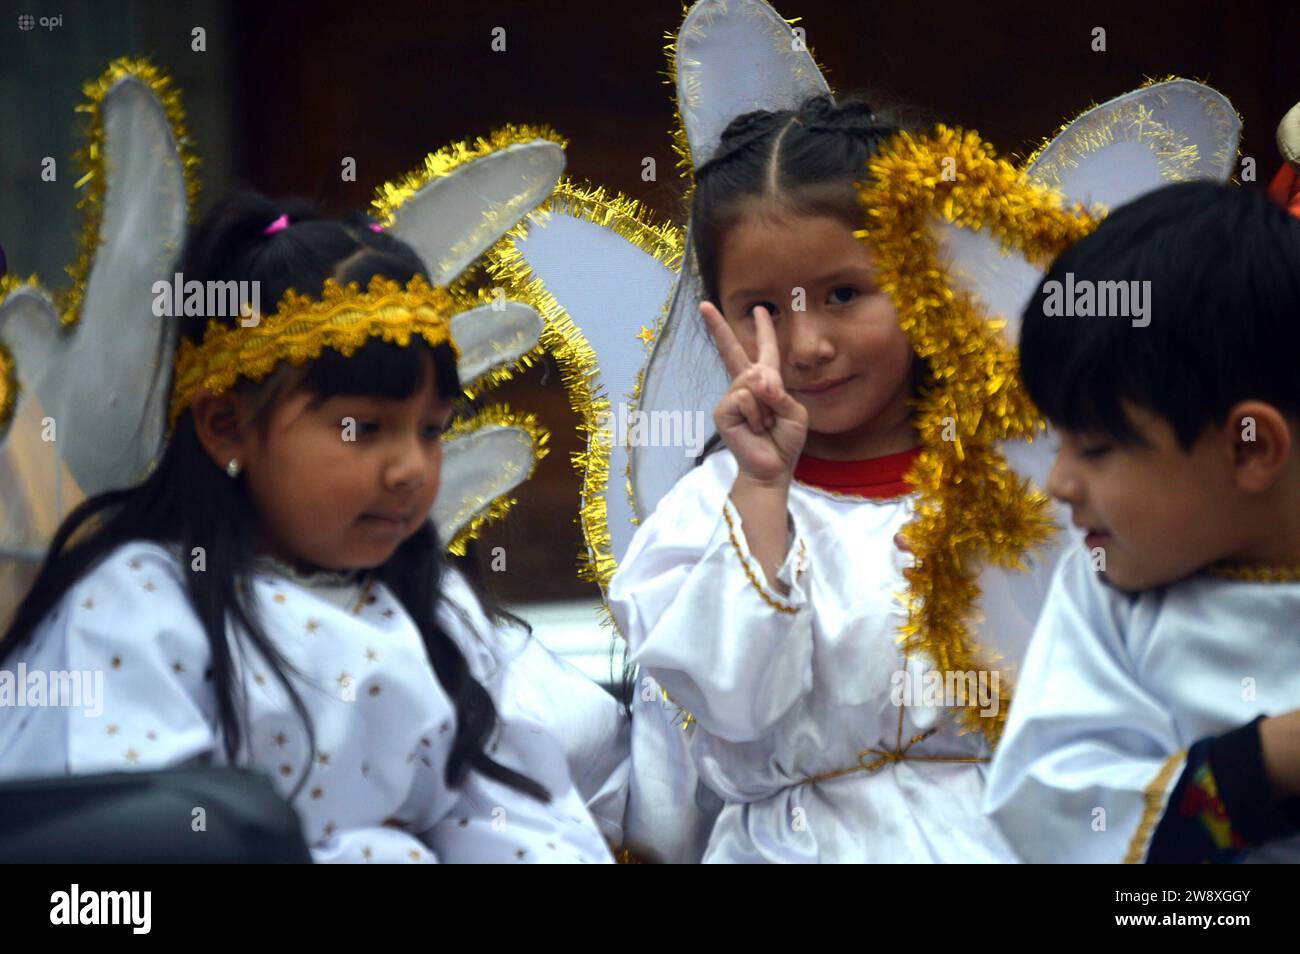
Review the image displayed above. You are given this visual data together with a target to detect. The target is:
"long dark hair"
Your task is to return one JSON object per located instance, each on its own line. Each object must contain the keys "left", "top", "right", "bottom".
{"left": 0, "top": 190, "right": 548, "bottom": 802}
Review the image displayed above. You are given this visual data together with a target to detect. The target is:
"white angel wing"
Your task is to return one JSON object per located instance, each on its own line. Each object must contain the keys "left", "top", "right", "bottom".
{"left": 0, "top": 58, "right": 193, "bottom": 610}
{"left": 922, "top": 80, "right": 1241, "bottom": 675}
{"left": 633, "top": 0, "right": 830, "bottom": 523}
{"left": 376, "top": 127, "right": 567, "bottom": 288}
{"left": 942, "top": 79, "right": 1242, "bottom": 347}
{"left": 435, "top": 408, "right": 549, "bottom": 555}
{"left": 485, "top": 180, "right": 682, "bottom": 588}
{"left": 372, "top": 129, "right": 565, "bottom": 548}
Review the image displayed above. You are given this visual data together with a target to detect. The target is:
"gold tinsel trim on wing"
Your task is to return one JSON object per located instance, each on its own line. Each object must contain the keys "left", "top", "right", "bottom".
{"left": 441, "top": 405, "right": 550, "bottom": 556}
{"left": 857, "top": 126, "right": 1099, "bottom": 746}
{"left": 0, "top": 274, "right": 48, "bottom": 440}
{"left": 0, "top": 340, "right": 17, "bottom": 439}
{"left": 369, "top": 124, "right": 569, "bottom": 227}
{"left": 664, "top": 3, "right": 835, "bottom": 202}
{"left": 663, "top": 2, "right": 700, "bottom": 192}
{"left": 64, "top": 57, "right": 201, "bottom": 329}
{"left": 446, "top": 284, "right": 547, "bottom": 400}
{"left": 482, "top": 177, "right": 685, "bottom": 597}
{"left": 1020, "top": 76, "right": 1241, "bottom": 191}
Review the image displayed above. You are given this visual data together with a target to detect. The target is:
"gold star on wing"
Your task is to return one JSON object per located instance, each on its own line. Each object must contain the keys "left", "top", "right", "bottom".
{"left": 125, "top": 748, "right": 140, "bottom": 764}
{"left": 142, "top": 580, "right": 157, "bottom": 592}
{"left": 316, "top": 752, "right": 331, "bottom": 767}
{"left": 106, "top": 724, "right": 119, "bottom": 736}
{"left": 306, "top": 620, "right": 320, "bottom": 634}
{"left": 273, "top": 731, "right": 288, "bottom": 747}
{"left": 365, "top": 648, "right": 377, "bottom": 662}
{"left": 82, "top": 597, "right": 95, "bottom": 610}
{"left": 636, "top": 325, "right": 655, "bottom": 346}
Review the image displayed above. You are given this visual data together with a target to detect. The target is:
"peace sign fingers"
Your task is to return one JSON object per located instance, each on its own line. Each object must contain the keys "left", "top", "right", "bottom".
{"left": 699, "top": 301, "right": 752, "bottom": 380}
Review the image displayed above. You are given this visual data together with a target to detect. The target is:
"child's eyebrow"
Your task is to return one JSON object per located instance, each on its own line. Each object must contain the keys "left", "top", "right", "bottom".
{"left": 727, "top": 285, "right": 775, "bottom": 301}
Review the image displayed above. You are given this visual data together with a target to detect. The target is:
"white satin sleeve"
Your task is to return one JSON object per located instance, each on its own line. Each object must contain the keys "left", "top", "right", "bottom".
{"left": 431, "top": 569, "right": 617, "bottom": 863}
{"left": 622, "top": 674, "right": 723, "bottom": 863}
{"left": 491, "top": 629, "right": 630, "bottom": 846}
{"left": 0, "top": 544, "right": 219, "bottom": 780}
{"left": 610, "top": 473, "right": 813, "bottom": 744}
{"left": 983, "top": 546, "right": 1186, "bottom": 863}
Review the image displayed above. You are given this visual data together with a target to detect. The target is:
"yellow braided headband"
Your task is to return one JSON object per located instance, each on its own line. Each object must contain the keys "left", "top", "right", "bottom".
{"left": 168, "top": 274, "right": 460, "bottom": 432}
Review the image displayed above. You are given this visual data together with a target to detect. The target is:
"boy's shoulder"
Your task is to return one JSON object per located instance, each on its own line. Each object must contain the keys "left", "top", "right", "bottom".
{"left": 1044, "top": 543, "right": 1143, "bottom": 642}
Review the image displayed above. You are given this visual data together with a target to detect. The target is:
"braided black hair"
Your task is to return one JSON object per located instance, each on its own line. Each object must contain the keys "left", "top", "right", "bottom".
{"left": 691, "top": 93, "right": 906, "bottom": 305}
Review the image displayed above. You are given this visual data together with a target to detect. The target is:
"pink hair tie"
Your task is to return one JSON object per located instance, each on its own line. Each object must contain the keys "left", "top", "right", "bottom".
{"left": 262, "top": 213, "right": 290, "bottom": 235}
{"left": 368, "top": 223, "right": 384, "bottom": 233}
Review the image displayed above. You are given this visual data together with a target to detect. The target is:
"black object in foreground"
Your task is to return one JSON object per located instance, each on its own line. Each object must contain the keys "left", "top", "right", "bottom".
{"left": 0, "top": 767, "right": 312, "bottom": 863}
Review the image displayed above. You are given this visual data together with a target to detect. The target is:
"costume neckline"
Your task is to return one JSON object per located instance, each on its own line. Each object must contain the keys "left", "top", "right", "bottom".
{"left": 1203, "top": 562, "right": 1300, "bottom": 584}
{"left": 793, "top": 446, "right": 920, "bottom": 499}
{"left": 250, "top": 552, "right": 364, "bottom": 589}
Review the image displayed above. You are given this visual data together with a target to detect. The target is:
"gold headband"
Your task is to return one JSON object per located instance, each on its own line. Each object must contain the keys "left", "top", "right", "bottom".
{"left": 168, "top": 273, "right": 459, "bottom": 431}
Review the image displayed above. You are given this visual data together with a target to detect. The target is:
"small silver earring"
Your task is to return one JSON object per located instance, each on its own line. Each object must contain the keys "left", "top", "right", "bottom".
{"left": 225, "top": 458, "right": 241, "bottom": 478}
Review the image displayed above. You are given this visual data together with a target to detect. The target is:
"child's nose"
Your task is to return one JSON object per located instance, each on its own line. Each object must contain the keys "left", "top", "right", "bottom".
{"left": 385, "top": 434, "right": 429, "bottom": 489}
{"left": 786, "top": 313, "right": 833, "bottom": 367}
{"left": 1044, "top": 454, "right": 1082, "bottom": 504}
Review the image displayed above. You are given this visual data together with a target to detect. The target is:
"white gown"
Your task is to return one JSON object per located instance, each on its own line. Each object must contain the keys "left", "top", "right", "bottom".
{"left": 0, "top": 540, "right": 624, "bottom": 863}
{"left": 984, "top": 544, "right": 1300, "bottom": 863}
{"left": 609, "top": 449, "right": 1017, "bottom": 863}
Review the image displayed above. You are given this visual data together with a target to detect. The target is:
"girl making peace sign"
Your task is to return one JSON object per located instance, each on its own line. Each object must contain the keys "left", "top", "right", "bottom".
{"left": 609, "top": 96, "right": 1016, "bottom": 863}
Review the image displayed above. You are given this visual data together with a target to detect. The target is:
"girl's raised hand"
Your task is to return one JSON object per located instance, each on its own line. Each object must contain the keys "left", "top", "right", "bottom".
{"left": 700, "top": 301, "right": 808, "bottom": 484}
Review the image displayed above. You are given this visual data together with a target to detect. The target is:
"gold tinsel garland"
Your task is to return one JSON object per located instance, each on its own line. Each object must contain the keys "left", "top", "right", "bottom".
{"left": 64, "top": 57, "right": 201, "bottom": 328}
{"left": 857, "top": 126, "right": 1099, "bottom": 745}
{"left": 0, "top": 275, "right": 45, "bottom": 439}
{"left": 483, "top": 177, "right": 685, "bottom": 597}
{"left": 0, "top": 339, "right": 16, "bottom": 439}
{"left": 169, "top": 274, "right": 457, "bottom": 431}
{"left": 441, "top": 405, "right": 550, "bottom": 556}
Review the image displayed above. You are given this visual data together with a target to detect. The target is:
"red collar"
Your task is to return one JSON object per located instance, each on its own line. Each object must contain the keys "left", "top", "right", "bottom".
{"left": 793, "top": 446, "right": 920, "bottom": 499}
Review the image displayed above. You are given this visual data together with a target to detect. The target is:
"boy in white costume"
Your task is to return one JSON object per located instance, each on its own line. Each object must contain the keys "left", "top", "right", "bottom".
{"left": 985, "top": 182, "right": 1300, "bottom": 863}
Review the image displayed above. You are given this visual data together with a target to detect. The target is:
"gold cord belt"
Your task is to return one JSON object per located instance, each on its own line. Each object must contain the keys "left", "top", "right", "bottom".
{"left": 798, "top": 705, "right": 989, "bottom": 787}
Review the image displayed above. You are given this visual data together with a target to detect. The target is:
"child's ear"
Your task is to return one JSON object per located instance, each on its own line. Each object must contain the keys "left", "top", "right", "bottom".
{"left": 1227, "top": 400, "right": 1293, "bottom": 493}
{"left": 190, "top": 387, "right": 253, "bottom": 471}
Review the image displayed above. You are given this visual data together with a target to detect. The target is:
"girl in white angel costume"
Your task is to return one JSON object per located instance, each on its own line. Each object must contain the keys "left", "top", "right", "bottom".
{"left": 0, "top": 62, "right": 626, "bottom": 863}
{"left": 593, "top": 1, "right": 1243, "bottom": 864}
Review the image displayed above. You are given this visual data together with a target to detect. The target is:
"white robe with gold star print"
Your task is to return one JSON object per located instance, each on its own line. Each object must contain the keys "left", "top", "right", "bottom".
{"left": 0, "top": 540, "right": 620, "bottom": 863}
